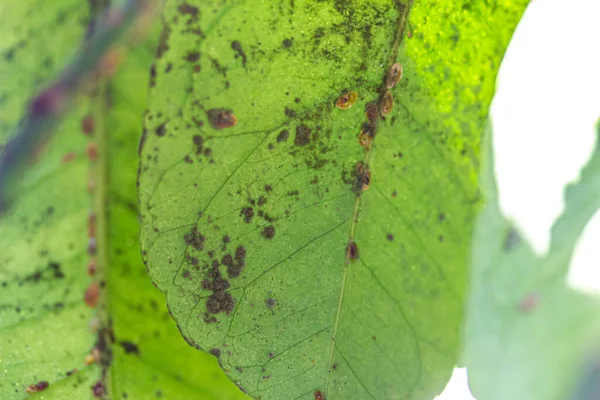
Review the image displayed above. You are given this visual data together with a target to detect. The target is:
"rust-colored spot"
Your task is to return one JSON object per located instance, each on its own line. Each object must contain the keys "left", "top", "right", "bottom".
{"left": 207, "top": 109, "right": 237, "bottom": 129}
{"left": 62, "top": 152, "right": 77, "bottom": 164}
{"left": 86, "top": 143, "right": 98, "bottom": 161}
{"left": 82, "top": 115, "right": 95, "bottom": 135}
{"left": 407, "top": 30, "right": 413, "bottom": 39}
{"left": 25, "top": 381, "right": 49, "bottom": 394}
{"left": 315, "top": 390, "right": 325, "bottom": 400}
{"left": 85, "top": 282, "right": 100, "bottom": 308}
{"left": 346, "top": 241, "right": 359, "bottom": 261}
{"left": 386, "top": 62, "right": 403, "bottom": 89}
{"left": 335, "top": 91, "right": 358, "bottom": 110}
{"left": 380, "top": 90, "right": 394, "bottom": 117}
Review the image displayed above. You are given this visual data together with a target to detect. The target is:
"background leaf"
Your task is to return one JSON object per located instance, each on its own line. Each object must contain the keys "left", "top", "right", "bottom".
{"left": 139, "top": 1, "right": 528, "bottom": 399}
{"left": 464, "top": 123, "right": 600, "bottom": 400}
{"left": 0, "top": 1, "right": 248, "bottom": 399}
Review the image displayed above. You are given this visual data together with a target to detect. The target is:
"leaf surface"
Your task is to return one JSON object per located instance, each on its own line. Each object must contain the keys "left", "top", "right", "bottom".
{"left": 138, "top": 1, "right": 529, "bottom": 399}
{"left": 464, "top": 123, "right": 600, "bottom": 400}
{"left": 0, "top": 1, "right": 248, "bottom": 399}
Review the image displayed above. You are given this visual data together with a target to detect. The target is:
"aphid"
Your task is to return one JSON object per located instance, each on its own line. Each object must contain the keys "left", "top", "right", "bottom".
{"left": 207, "top": 109, "right": 237, "bottom": 129}
{"left": 346, "top": 241, "right": 359, "bottom": 261}
{"left": 25, "top": 381, "right": 49, "bottom": 394}
{"left": 364, "top": 101, "right": 379, "bottom": 123}
{"left": 380, "top": 90, "right": 394, "bottom": 117}
{"left": 86, "top": 143, "right": 98, "bottom": 161}
{"left": 335, "top": 91, "right": 358, "bottom": 110}
{"left": 386, "top": 62, "right": 403, "bottom": 89}
{"left": 84, "top": 282, "right": 100, "bottom": 308}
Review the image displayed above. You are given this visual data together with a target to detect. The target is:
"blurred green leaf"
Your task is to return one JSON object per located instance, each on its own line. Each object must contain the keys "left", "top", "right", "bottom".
{"left": 464, "top": 123, "right": 600, "bottom": 400}
{"left": 0, "top": 1, "right": 248, "bottom": 399}
{"left": 138, "top": 1, "right": 528, "bottom": 399}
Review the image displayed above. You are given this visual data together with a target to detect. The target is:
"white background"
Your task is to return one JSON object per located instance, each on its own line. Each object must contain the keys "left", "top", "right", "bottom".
{"left": 435, "top": 0, "right": 600, "bottom": 398}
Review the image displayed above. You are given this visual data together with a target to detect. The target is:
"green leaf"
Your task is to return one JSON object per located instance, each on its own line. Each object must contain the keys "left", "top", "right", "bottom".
{"left": 138, "top": 1, "right": 528, "bottom": 398}
{"left": 464, "top": 123, "right": 600, "bottom": 400}
{"left": 0, "top": 1, "right": 248, "bottom": 399}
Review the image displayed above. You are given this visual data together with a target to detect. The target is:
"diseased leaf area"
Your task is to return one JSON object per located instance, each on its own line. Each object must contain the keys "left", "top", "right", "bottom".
{"left": 139, "top": 1, "right": 528, "bottom": 399}
{"left": 0, "top": 1, "right": 103, "bottom": 399}
{"left": 465, "top": 127, "right": 600, "bottom": 400}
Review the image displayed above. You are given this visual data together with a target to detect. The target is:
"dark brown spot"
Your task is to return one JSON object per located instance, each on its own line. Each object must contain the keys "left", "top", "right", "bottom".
{"left": 240, "top": 207, "right": 254, "bottom": 223}
{"left": 209, "top": 348, "right": 221, "bottom": 358}
{"left": 277, "top": 129, "right": 290, "bottom": 142}
{"left": 231, "top": 40, "right": 247, "bottom": 66}
{"left": 265, "top": 298, "right": 276, "bottom": 308}
{"left": 365, "top": 101, "right": 379, "bottom": 123}
{"left": 178, "top": 3, "right": 199, "bottom": 17}
{"left": 258, "top": 196, "right": 267, "bottom": 206}
{"left": 85, "top": 282, "right": 100, "bottom": 308}
{"left": 264, "top": 184, "right": 273, "bottom": 192}
{"left": 346, "top": 241, "right": 359, "bottom": 261}
{"left": 261, "top": 225, "right": 275, "bottom": 239}
{"left": 185, "top": 52, "right": 200, "bottom": 62}
{"left": 294, "top": 124, "right": 311, "bottom": 146}
{"left": 155, "top": 123, "right": 166, "bottom": 137}
{"left": 223, "top": 235, "right": 231, "bottom": 243}
{"left": 387, "top": 233, "right": 394, "bottom": 241}
{"left": 207, "top": 109, "right": 237, "bottom": 129}
{"left": 282, "top": 38, "right": 293, "bottom": 48}
{"left": 284, "top": 107, "right": 297, "bottom": 118}
{"left": 120, "top": 341, "right": 140, "bottom": 355}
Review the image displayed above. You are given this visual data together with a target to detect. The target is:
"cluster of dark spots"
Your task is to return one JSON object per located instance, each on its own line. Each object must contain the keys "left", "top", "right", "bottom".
{"left": 185, "top": 51, "right": 200, "bottom": 62}
{"left": 203, "top": 261, "right": 234, "bottom": 316}
{"left": 222, "top": 245, "right": 247, "bottom": 278}
{"left": 282, "top": 38, "right": 293, "bottom": 48}
{"left": 258, "top": 196, "right": 267, "bottom": 206}
{"left": 209, "top": 348, "right": 221, "bottom": 358}
{"left": 265, "top": 298, "right": 276, "bottom": 309}
{"left": 393, "top": 152, "right": 403, "bottom": 158}
{"left": 261, "top": 225, "right": 275, "bottom": 240}
{"left": 344, "top": 162, "right": 371, "bottom": 196}
{"left": 231, "top": 40, "right": 247, "bottom": 66}
{"left": 184, "top": 226, "right": 205, "bottom": 250}
{"left": 25, "top": 381, "right": 49, "bottom": 394}
{"left": 277, "top": 129, "right": 289, "bottom": 142}
{"left": 207, "top": 109, "right": 237, "bottom": 129}
{"left": 22, "top": 261, "right": 64, "bottom": 284}
{"left": 284, "top": 107, "right": 297, "bottom": 118}
{"left": 287, "top": 190, "right": 299, "bottom": 196}
{"left": 365, "top": 101, "right": 379, "bottom": 123}
{"left": 155, "top": 123, "right": 166, "bottom": 137}
{"left": 294, "top": 124, "right": 311, "bottom": 146}
{"left": 120, "top": 341, "right": 140, "bottom": 355}
{"left": 264, "top": 184, "right": 273, "bottom": 192}
{"left": 346, "top": 241, "right": 359, "bottom": 261}
{"left": 387, "top": 233, "right": 394, "bottom": 241}
{"left": 182, "top": 270, "right": 192, "bottom": 279}
{"left": 240, "top": 207, "right": 254, "bottom": 223}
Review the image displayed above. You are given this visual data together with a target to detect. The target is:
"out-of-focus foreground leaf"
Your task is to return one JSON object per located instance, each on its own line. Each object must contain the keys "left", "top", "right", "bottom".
{"left": 138, "top": 1, "right": 529, "bottom": 399}
{"left": 465, "top": 123, "right": 600, "bottom": 400}
{"left": 0, "top": 1, "right": 248, "bottom": 399}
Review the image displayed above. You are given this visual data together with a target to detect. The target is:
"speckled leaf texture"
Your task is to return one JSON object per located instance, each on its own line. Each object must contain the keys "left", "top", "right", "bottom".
{"left": 465, "top": 125, "right": 600, "bottom": 400}
{"left": 0, "top": 1, "right": 248, "bottom": 399}
{"left": 138, "top": 1, "right": 529, "bottom": 399}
